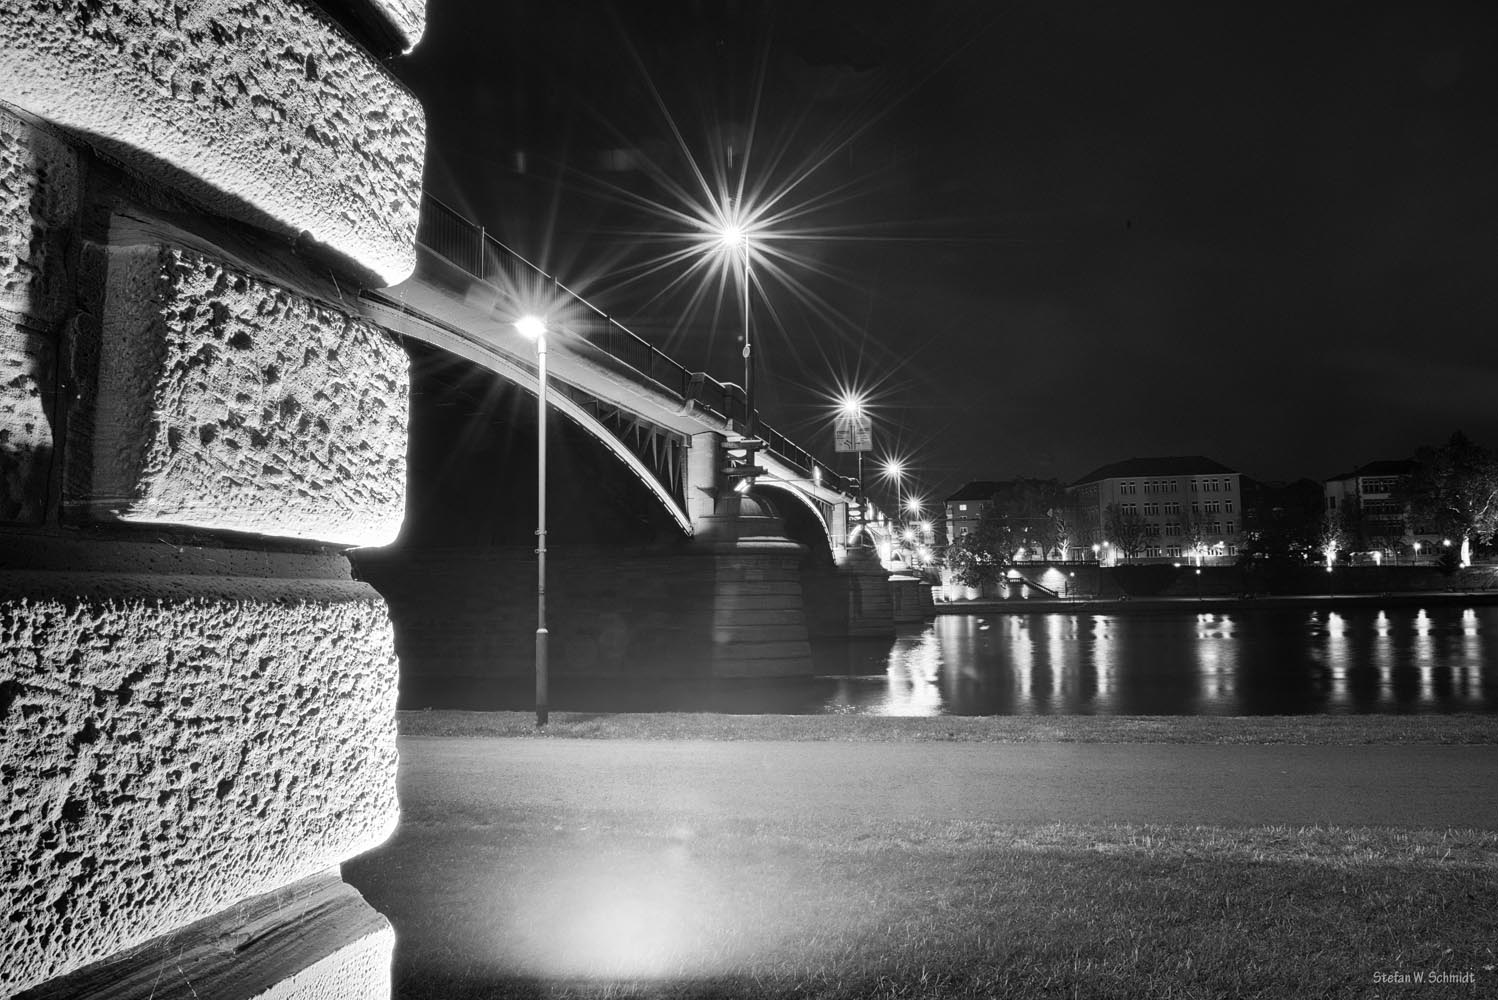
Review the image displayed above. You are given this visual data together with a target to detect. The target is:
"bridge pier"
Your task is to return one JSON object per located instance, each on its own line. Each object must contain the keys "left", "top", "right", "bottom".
{"left": 1, "top": 2, "right": 424, "bottom": 997}
{"left": 691, "top": 492, "right": 816, "bottom": 678}
{"left": 803, "top": 536, "right": 898, "bottom": 639}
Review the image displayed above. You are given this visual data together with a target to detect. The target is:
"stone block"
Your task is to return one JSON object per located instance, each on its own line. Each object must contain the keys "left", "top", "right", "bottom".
{"left": 14, "top": 871, "right": 393, "bottom": 1000}
{"left": 78, "top": 245, "right": 408, "bottom": 547}
{"left": 1, "top": 322, "right": 53, "bottom": 522}
{"left": 0, "top": 572, "right": 400, "bottom": 996}
{"left": 0, "top": 0, "right": 425, "bottom": 286}
{"left": 0, "top": 108, "right": 80, "bottom": 325}
{"left": 367, "top": 0, "right": 427, "bottom": 52}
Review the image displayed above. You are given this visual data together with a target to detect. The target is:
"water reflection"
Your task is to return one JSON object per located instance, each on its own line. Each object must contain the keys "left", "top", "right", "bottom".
{"left": 817, "top": 606, "right": 1498, "bottom": 717}
{"left": 416, "top": 605, "right": 1498, "bottom": 717}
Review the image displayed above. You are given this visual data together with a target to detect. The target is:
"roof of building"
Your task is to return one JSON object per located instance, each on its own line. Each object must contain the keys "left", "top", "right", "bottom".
{"left": 1324, "top": 459, "right": 1415, "bottom": 483}
{"left": 1355, "top": 459, "right": 1415, "bottom": 478}
{"left": 1070, "top": 456, "right": 1237, "bottom": 487}
{"left": 944, "top": 480, "right": 1008, "bottom": 503}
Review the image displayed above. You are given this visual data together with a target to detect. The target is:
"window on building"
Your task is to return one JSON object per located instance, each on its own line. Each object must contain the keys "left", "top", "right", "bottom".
{"left": 1190, "top": 480, "right": 1199, "bottom": 493}
{"left": 1191, "top": 501, "right": 1201, "bottom": 515}
{"left": 1225, "top": 499, "right": 1234, "bottom": 513}
{"left": 1226, "top": 520, "right": 1235, "bottom": 534}
{"left": 958, "top": 504, "right": 967, "bottom": 511}
{"left": 1328, "top": 496, "right": 1337, "bottom": 510}
{"left": 1143, "top": 502, "right": 1159, "bottom": 516}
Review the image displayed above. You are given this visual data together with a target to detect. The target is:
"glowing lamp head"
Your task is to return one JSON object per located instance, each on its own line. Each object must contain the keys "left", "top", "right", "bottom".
{"left": 718, "top": 222, "right": 749, "bottom": 251}
{"left": 905, "top": 497, "right": 922, "bottom": 515}
{"left": 838, "top": 392, "right": 866, "bottom": 418}
{"left": 515, "top": 315, "right": 547, "bottom": 341}
{"left": 883, "top": 460, "right": 903, "bottom": 479}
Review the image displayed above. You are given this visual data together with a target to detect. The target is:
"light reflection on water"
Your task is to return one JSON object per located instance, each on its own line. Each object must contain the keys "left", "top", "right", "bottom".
{"left": 819, "top": 606, "right": 1498, "bottom": 717}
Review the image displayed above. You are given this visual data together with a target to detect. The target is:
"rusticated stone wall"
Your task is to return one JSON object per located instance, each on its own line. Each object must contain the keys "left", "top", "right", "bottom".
{"left": 0, "top": 0, "right": 425, "bottom": 285}
{"left": 0, "top": 0, "right": 426, "bottom": 995}
{"left": 0, "top": 575, "right": 398, "bottom": 996}
{"left": 84, "top": 245, "right": 408, "bottom": 545}
{"left": 0, "top": 108, "right": 75, "bottom": 527}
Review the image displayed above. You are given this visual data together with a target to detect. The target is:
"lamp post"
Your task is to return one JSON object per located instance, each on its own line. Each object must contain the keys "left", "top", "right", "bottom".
{"left": 883, "top": 460, "right": 905, "bottom": 516}
{"left": 717, "top": 212, "right": 755, "bottom": 439}
{"left": 515, "top": 314, "right": 549, "bottom": 727}
{"left": 838, "top": 393, "right": 868, "bottom": 499}
{"left": 883, "top": 460, "right": 905, "bottom": 561}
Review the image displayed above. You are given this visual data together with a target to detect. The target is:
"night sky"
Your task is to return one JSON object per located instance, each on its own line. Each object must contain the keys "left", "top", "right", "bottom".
{"left": 397, "top": 0, "right": 1498, "bottom": 504}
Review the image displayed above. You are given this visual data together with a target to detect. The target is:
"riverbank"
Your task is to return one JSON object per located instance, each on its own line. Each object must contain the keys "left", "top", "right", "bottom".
{"left": 398, "top": 709, "right": 1498, "bottom": 744}
{"left": 348, "top": 731, "right": 1498, "bottom": 999}
{"left": 935, "top": 589, "right": 1498, "bottom": 615}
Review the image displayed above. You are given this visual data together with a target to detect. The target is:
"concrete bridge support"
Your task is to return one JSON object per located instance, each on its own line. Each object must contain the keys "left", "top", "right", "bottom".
{"left": 1, "top": 2, "right": 425, "bottom": 997}
{"left": 683, "top": 432, "right": 815, "bottom": 677}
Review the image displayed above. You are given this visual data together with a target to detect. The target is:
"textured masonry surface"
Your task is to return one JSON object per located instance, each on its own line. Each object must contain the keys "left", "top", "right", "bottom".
{"left": 0, "top": 575, "right": 400, "bottom": 997}
{"left": 0, "top": 109, "right": 80, "bottom": 524}
{"left": 86, "top": 245, "right": 409, "bottom": 546}
{"left": 0, "top": 0, "right": 425, "bottom": 285}
{"left": 0, "top": 109, "right": 78, "bottom": 325}
{"left": 371, "top": 0, "right": 428, "bottom": 51}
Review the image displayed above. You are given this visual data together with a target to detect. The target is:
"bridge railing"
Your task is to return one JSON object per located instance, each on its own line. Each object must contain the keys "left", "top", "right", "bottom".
{"left": 416, "top": 193, "right": 849, "bottom": 493}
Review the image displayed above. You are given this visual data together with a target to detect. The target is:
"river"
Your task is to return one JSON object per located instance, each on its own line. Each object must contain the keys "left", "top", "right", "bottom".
{"left": 493, "top": 604, "right": 1498, "bottom": 716}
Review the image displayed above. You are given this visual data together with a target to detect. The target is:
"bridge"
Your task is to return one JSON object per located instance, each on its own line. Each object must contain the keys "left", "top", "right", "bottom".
{"left": 346, "top": 193, "right": 903, "bottom": 703}
{"left": 359, "top": 194, "right": 862, "bottom": 552}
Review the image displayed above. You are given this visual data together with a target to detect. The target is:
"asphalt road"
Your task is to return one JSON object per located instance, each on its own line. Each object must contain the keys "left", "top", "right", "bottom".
{"left": 396, "top": 736, "right": 1498, "bottom": 831}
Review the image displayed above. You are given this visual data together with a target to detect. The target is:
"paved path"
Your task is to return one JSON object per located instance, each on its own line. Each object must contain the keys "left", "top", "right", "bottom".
{"left": 397, "top": 736, "right": 1498, "bottom": 831}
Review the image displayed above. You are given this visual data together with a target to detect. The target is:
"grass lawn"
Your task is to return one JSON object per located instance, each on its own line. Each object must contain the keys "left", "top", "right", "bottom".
{"left": 399, "top": 709, "right": 1498, "bottom": 745}
{"left": 346, "top": 714, "right": 1498, "bottom": 999}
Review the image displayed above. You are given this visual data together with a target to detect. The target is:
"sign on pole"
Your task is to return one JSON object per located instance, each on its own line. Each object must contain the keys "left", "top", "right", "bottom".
{"left": 833, "top": 413, "right": 873, "bottom": 453}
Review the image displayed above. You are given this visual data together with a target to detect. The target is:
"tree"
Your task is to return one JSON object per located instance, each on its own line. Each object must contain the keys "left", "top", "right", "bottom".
{"left": 1036, "top": 508, "right": 1070, "bottom": 562}
{"left": 1404, "top": 432, "right": 1498, "bottom": 567}
{"left": 945, "top": 478, "right": 1069, "bottom": 585}
{"left": 1316, "top": 510, "right": 1347, "bottom": 568}
{"left": 1104, "top": 503, "right": 1150, "bottom": 561}
{"left": 945, "top": 511, "right": 1010, "bottom": 589}
{"left": 1181, "top": 508, "right": 1211, "bottom": 563}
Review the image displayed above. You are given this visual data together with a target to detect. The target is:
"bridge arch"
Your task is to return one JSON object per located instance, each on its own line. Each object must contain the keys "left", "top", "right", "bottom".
{"left": 400, "top": 339, "right": 691, "bottom": 546}
{"left": 751, "top": 481, "right": 836, "bottom": 567}
{"left": 372, "top": 308, "right": 696, "bottom": 540}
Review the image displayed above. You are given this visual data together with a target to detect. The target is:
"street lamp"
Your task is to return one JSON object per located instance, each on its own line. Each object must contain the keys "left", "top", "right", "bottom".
{"left": 717, "top": 213, "right": 755, "bottom": 440}
{"left": 515, "top": 314, "right": 549, "bottom": 728}
{"left": 882, "top": 459, "right": 905, "bottom": 518}
{"left": 838, "top": 392, "right": 868, "bottom": 499}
